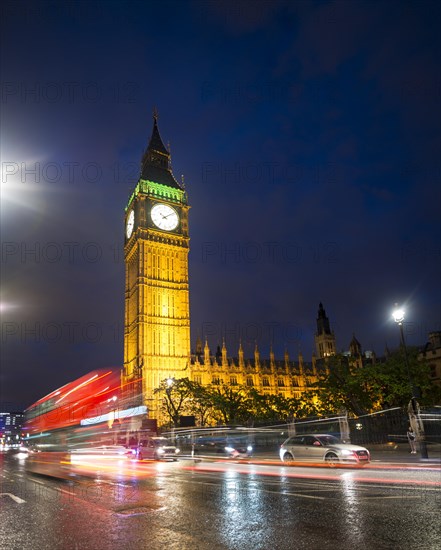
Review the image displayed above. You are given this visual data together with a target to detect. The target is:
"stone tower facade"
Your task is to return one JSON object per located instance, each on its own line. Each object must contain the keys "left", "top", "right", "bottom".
{"left": 122, "top": 113, "right": 190, "bottom": 419}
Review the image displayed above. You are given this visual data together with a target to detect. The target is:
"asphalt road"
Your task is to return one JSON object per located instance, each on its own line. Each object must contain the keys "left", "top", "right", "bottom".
{"left": 1, "top": 453, "right": 440, "bottom": 550}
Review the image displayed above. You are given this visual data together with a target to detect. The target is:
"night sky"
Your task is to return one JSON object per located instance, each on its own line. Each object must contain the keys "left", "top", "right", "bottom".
{"left": 1, "top": 0, "right": 440, "bottom": 409}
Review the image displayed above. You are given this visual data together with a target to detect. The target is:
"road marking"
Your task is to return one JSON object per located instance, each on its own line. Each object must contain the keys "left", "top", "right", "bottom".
{"left": 280, "top": 491, "right": 325, "bottom": 500}
{"left": 174, "top": 476, "right": 327, "bottom": 499}
{"left": 363, "top": 495, "right": 421, "bottom": 500}
{"left": 30, "top": 479, "right": 46, "bottom": 486}
{"left": 0, "top": 492, "right": 26, "bottom": 503}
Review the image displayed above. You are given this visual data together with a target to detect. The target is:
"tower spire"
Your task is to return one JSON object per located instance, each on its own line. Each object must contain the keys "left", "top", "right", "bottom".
{"left": 316, "top": 302, "right": 331, "bottom": 335}
{"left": 314, "top": 302, "right": 336, "bottom": 358}
{"left": 139, "top": 110, "right": 182, "bottom": 189}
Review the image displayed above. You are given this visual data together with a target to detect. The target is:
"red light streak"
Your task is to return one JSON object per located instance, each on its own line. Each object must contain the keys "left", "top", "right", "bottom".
{"left": 181, "top": 463, "right": 441, "bottom": 487}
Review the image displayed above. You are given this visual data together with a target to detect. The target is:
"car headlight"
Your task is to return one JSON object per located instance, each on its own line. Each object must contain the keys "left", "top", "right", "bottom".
{"left": 225, "top": 447, "right": 235, "bottom": 453}
{"left": 247, "top": 446, "right": 253, "bottom": 452}
{"left": 157, "top": 448, "right": 165, "bottom": 454}
{"left": 340, "top": 449, "right": 354, "bottom": 456}
{"left": 175, "top": 448, "right": 180, "bottom": 454}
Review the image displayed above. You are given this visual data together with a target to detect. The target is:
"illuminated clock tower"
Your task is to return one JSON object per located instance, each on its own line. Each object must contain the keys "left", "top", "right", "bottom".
{"left": 122, "top": 112, "right": 190, "bottom": 420}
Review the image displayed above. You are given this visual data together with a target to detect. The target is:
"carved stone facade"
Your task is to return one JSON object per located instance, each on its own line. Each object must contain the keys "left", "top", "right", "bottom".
{"left": 189, "top": 339, "right": 326, "bottom": 400}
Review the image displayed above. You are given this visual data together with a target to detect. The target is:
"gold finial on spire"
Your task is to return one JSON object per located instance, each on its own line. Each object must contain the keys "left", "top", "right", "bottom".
{"left": 153, "top": 106, "right": 159, "bottom": 120}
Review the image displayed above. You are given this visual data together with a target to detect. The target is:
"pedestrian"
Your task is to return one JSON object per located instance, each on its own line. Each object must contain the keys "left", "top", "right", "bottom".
{"left": 407, "top": 426, "right": 417, "bottom": 454}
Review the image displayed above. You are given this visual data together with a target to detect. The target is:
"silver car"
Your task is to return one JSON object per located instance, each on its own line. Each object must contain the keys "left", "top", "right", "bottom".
{"left": 279, "top": 434, "right": 370, "bottom": 464}
{"left": 129, "top": 437, "right": 180, "bottom": 461}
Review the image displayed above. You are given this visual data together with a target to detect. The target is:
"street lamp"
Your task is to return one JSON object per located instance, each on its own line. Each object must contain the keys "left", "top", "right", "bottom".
{"left": 166, "top": 378, "right": 176, "bottom": 442}
{"left": 392, "top": 305, "right": 428, "bottom": 458}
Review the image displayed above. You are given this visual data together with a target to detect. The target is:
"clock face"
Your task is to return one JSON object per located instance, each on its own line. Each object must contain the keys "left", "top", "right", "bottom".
{"left": 126, "top": 210, "right": 135, "bottom": 239}
{"left": 151, "top": 203, "right": 179, "bottom": 231}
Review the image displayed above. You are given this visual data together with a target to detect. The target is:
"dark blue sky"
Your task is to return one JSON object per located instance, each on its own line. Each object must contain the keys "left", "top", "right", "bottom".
{"left": 1, "top": 0, "right": 440, "bottom": 409}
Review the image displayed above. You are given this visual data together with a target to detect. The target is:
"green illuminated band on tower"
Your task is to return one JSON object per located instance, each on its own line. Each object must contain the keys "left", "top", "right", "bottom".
{"left": 126, "top": 179, "right": 187, "bottom": 210}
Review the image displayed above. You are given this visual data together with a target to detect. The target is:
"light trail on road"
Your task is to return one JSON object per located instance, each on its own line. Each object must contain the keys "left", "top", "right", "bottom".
{"left": 180, "top": 460, "right": 441, "bottom": 487}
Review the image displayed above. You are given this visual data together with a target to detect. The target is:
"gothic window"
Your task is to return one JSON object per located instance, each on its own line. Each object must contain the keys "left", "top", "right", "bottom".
{"left": 194, "top": 375, "right": 202, "bottom": 384}
{"left": 154, "top": 251, "right": 160, "bottom": 279}
{"left": 230, "top": 376, "right": 238, "bottom": 386}
{"left": 277, "top": 378, "right": 285, "bottom": 387}
{"left": 246, "top": 377, "right": 254, "bottom": 387}
{"left": 212, "top": 377, "right": 220, "bottom": 385}
{"left": 262, "top": 377, "right": 269, "bottom": 387}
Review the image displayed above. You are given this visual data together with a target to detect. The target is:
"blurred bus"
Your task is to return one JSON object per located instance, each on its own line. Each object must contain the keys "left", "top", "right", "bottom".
{"left": 23, "top": 369, "right": 147, "bottom": 477}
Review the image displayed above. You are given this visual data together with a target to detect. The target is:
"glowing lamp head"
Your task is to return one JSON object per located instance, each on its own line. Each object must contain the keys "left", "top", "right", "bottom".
{"left": 392, "top": 307, "right": 405, "bottom": 325}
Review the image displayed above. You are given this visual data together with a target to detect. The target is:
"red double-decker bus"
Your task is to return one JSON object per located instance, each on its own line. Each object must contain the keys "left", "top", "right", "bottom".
{"left": 23, "top": 369, "right": 147, "bottom": 477}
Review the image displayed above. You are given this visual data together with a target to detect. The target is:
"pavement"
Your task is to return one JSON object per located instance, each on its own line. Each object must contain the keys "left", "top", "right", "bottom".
{"left": 364, "top": 442, "right": 441, "bottom": 465}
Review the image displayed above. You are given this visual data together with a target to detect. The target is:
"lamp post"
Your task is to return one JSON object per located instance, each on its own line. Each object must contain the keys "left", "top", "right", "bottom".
{"left": 166, "top": 378, "right": 176, "bottom": 442}
{"left": 392, "top": 306, "right": 428, "bottom": 459}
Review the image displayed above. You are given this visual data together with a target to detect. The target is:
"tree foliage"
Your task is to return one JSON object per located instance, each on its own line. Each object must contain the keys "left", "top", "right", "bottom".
{"left": 306, "top": 349, "right": 440, "bottom": 416}
{"left": 153, "top": 378, "right": 196, "bottom": 427}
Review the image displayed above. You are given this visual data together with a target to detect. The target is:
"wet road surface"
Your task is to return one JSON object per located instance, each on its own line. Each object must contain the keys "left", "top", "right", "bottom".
{"left": 1, "top": 454, "right": 440, "bottom": 549}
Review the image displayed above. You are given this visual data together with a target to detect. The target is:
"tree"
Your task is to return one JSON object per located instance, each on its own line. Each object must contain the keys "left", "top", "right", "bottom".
{"left": 154, "top": 378, "right": 196, "bottom": 427}
{"left": 306, "top": 348, "right": 440, "bottom": 416}
{"left": 363, "top": 347, "right": 440, "bottom": 409}
{"left": 185, "top": 382, "right": 214, "bottom": 426}
{"left": 247, "top": 391, "right": 301, "bottom": 423}
{"left": 306, "top": 355, "right": 374, "bottom": 416}
{"left": 208, "top": 385, "right": 252, "bottom": 425}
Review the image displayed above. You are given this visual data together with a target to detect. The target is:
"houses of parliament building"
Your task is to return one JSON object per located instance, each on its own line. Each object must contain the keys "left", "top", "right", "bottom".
{"left": 121, "top": 114, "right": 373, "bottom": 421}
{"left": 188, "top": 302, "right": 369, "bottom": 402}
